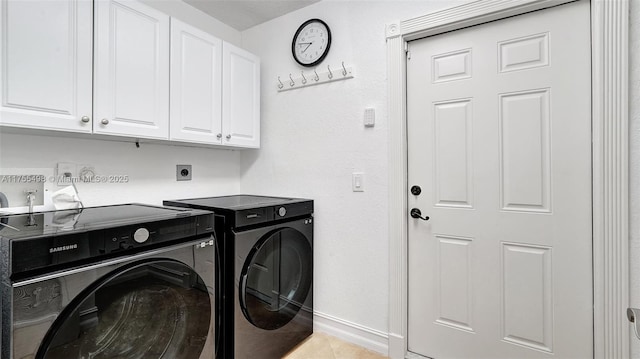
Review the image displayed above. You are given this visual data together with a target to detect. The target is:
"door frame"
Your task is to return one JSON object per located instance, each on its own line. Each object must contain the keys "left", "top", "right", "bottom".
{"left": 386, "top": 0, "right": 629, "bottom": 358}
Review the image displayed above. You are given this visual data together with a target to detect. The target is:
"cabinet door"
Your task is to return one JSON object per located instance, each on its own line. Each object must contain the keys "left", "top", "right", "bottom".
{"left": 94, "top": 0, "right": 169, "bottom": 139}
{"left": 170, "top": 19, "right": 222, "bottom": 144}
{"left": 222, "top": 42, "right": 260, "bottom": 148}
{"left": 0, "top": 0, "right": 93, "bottom": 133}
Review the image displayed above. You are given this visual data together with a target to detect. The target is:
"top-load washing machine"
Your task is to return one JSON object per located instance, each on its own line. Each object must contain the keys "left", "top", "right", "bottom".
{"left": 164, "top": 195, "right": 314, "bottom": 359}
{"left": 0, "top": 204, "right": 219, "bottom": 359}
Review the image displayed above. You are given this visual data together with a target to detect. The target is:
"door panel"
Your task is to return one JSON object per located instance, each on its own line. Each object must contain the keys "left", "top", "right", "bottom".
{"left": 407, "top": 2, "right": 592, "bottom": 358}
{"left": 170, "top": 18, "right": 223, "bottom": 144}
{"left": 222, "top": 42, "right": 260, "bottom": 148}
{"left": 0, "top": 0, "right": 92, "bottom": 133}
{"left": 94, "top": 0, "right": 169, "bottom": 139}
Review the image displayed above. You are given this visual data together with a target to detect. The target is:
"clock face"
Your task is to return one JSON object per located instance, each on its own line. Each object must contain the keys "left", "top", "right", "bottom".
{"left": 292, "top": 19, "right": 331, "bottom": 67}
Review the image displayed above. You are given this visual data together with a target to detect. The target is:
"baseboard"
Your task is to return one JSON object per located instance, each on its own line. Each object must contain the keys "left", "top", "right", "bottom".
{"left": 313, "top": 311, "right": 389, "bottom": 356}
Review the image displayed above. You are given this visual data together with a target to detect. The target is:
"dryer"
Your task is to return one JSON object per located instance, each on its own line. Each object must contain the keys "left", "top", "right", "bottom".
{"left": 164, "top": 195, "right": 313, "bottom": 359}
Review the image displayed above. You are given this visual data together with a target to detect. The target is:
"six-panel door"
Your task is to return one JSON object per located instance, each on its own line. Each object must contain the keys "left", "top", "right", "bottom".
{"left": 407, "top": 1, "right": 592, "bottom": 358}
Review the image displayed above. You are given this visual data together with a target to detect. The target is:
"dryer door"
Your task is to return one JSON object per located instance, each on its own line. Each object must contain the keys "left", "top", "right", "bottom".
{"left": 239, "top": 227, "right": 312, "bottom": 330}
{"left": 34, "top": 258, "right": 212, "bottom": 359}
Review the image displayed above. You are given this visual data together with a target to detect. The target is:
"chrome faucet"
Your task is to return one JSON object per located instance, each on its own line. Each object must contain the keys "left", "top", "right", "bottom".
{"left": 25, "top": 189, "right": 37, "bottom": 214}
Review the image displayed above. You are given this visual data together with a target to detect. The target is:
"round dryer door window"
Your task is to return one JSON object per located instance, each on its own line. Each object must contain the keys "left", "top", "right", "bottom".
{"left": 240, "top": 228, "right": 312, "bottom": 330}
{"left": 37, "top": 259, "right": 211, "bottom": 359}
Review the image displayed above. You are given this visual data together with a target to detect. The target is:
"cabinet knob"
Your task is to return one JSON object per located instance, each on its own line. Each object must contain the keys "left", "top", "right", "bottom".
{"left": 101, "top": 118, "right": 109, "bottom": 125}
{"left": 81, "top": 116, "right": 91, "bottom": 123}
{"left": 226, "top": 134, "right": 232, "bottom": 140}
{"left": 216, "top": 133, "right": 222, "bottom": 139}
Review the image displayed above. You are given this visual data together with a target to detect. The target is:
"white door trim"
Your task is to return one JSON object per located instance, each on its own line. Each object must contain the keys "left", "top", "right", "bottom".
{"left": 385, "top": 0, "right": 629, "bottom": 358}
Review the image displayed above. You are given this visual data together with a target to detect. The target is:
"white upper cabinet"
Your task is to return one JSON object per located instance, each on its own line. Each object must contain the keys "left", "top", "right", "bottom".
{"left": 94, "top": 0, "right": 170, "bottom": 139}
{"left": 0, "top": 0, "right": 93, "bottom": 133}
{"left": 222, "top": 42, "right": 260, "bottom": 148}
{"left": 170, "top": 19, "right": 223, "bottom": 144}
{"left": 1, "top": 0, "right": 260, "bottom": 148}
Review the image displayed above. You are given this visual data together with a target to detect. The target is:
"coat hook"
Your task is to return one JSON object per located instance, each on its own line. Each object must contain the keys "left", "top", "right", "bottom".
{"left": 341, "top": 61, "right": 347, "bottom": 76}
{"left": 301, "top": 71, "right": 307, "bottom": 85}
{"left": 327, "top": 65, "right": 333, "bottom": 79}
{"left": 289, "top": 73, "right": 295, "bottom": 87}
{"left": 313, "top": 69, "right": 320, "bottom": 82}
{"left": 277, "top": 76, "right": 284, "bottom": 89}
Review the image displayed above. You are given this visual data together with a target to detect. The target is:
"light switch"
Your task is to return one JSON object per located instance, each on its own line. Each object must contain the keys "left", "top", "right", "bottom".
{"left": 352, "top": 172, "right": 364, "bottom": 192}
{"left": 364, "top": 108, "right": 375, "bottom": 127}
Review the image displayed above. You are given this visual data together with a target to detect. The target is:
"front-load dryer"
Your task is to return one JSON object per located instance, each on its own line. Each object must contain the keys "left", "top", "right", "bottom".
{"left": 164, "top": 195, "right": 313, "bottom": 359}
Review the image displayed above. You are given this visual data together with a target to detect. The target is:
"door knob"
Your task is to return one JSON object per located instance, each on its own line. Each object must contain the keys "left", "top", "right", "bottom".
{"left": 411, "top": 185, "right": 422, "bottom": 195}
{"left": 410, "top": 208, "right": 429, "bottom": 221}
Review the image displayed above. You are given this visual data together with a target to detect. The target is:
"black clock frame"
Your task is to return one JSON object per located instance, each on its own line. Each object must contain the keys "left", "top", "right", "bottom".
{"left": 291, "top": 18, "right": 332, "bottom": 67}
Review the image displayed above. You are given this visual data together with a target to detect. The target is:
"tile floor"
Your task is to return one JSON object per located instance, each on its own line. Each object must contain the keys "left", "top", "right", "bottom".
{"left": 283, "top": 333, "right": 388, "bottom": 359}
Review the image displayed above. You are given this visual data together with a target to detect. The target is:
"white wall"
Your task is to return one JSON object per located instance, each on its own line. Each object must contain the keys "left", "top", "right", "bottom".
{"left": 239, "top": 0, "right": 468, "bottom": 344}
{"left": 0, "top": 132, "right": 242, "bottom": 208}
{"left": 0, "top": 2, "right": 244, "bottom": 210}
{"left": 629, "top": 0, "right": 640, "bottom": 356}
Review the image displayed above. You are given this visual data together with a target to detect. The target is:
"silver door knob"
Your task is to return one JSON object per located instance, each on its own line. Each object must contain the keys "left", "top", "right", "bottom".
{"left": 216, "top": 133, "right": 222, "bottom": 139}
{"left": 81, "top": 116, "right": 90, "bottom": 123}
{"left": 226, "top": 134, "right": 232, "bottom": 140}
{"left": 101, "top": 118, "right": 109, "bottom": 125}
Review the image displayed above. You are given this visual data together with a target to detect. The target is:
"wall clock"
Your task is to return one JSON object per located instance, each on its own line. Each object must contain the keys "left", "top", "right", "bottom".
{"left": 291, "top": 19, "right": 331, "bottom": 67}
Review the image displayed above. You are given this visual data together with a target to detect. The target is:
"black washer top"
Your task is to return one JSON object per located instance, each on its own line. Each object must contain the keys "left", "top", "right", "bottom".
{"left": 0, "top": 204, "right": 215, "bottom": 280}
{"left": 0, "top": 203, "right": 207, "bottom": 240}
{"left": 164, "top": 195, "right": 310, "bottom": 211}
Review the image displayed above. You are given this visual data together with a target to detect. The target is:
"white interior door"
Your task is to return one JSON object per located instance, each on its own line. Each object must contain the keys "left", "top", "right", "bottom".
{"left": 407, "top": 1, "right": 592, "bottom": 358}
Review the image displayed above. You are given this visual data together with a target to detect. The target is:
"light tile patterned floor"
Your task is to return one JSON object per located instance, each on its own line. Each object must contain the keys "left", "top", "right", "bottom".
{"left": 283, "top": 333, "right": 388, "bottom": 359}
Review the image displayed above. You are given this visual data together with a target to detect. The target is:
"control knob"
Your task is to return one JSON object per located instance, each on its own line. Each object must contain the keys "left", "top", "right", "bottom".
{"left": 277, "top": 206, "right": 287, "bottom": 217}
{"left": 133, "top": 228, "right": 150, "bottom": 243}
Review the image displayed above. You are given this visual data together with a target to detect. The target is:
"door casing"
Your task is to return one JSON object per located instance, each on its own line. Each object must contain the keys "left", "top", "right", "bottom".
{"left": 385, "top": 0, "right": 629, "bottom": 358}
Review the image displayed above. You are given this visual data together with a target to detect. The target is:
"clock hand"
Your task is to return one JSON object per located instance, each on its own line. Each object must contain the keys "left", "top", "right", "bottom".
{"left": 302, "top": 43, "right": 312, "bottom": 53}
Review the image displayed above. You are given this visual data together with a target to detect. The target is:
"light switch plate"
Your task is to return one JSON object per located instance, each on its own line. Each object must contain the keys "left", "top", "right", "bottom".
{"left": 352, "top": 172, "right": 364, "bottom": 192}
{"left": 364, "top": 108, "right": 375, "bottom": 127}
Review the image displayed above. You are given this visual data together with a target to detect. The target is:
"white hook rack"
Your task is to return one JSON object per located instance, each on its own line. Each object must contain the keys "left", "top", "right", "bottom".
{"left": 277, "top": 63, "right": 355, "bottom": 92}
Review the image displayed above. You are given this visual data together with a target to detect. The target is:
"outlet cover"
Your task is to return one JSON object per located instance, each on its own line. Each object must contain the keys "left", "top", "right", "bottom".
{"left": 56, "top": 162, "right": 77, "bottom": 186}
{"left": 177, "top": 165, "right": 192, "bottom": 181}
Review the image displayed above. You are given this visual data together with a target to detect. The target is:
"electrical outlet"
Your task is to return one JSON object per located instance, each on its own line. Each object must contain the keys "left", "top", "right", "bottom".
{"left": 177, "top": 165, "right": 192, "bottom": 181}
{"left": 56, "top": 162, "right": 77, "bottom": 186}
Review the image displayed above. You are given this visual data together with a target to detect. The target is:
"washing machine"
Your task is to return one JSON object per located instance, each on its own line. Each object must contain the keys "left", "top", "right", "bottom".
{"left": 0, "top": 204, "right": 220, "bottom": 359}
{"left": 164, "top": 195, "right": 313, "bottom": 359}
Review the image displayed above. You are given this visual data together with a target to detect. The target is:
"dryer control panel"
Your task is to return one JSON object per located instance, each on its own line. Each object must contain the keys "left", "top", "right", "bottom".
{"left": 235, "top": 201, "right": 314, "bottom": 228}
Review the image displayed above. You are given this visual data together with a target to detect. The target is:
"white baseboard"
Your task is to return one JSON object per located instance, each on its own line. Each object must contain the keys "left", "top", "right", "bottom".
{"left": 313, "top": 311, "right": 389, "bottom": 356}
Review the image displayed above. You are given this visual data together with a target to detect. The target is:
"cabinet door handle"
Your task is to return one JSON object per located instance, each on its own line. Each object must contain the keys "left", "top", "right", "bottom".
{"left": 226, "top": 134, "right": 232, "bottom": 140}
{"left": 81, "top": 116, "right": 91, "bottom": 123}
{"left": 101, "top": 118, "right": 109, "bottom": 125}
{"left": 216, "top": 133, "right": 222, "bottom": 139}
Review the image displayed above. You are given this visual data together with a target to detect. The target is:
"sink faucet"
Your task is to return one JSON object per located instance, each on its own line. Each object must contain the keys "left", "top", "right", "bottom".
{"left": 25, "top": 189, "right": 37, "bottom": 214}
